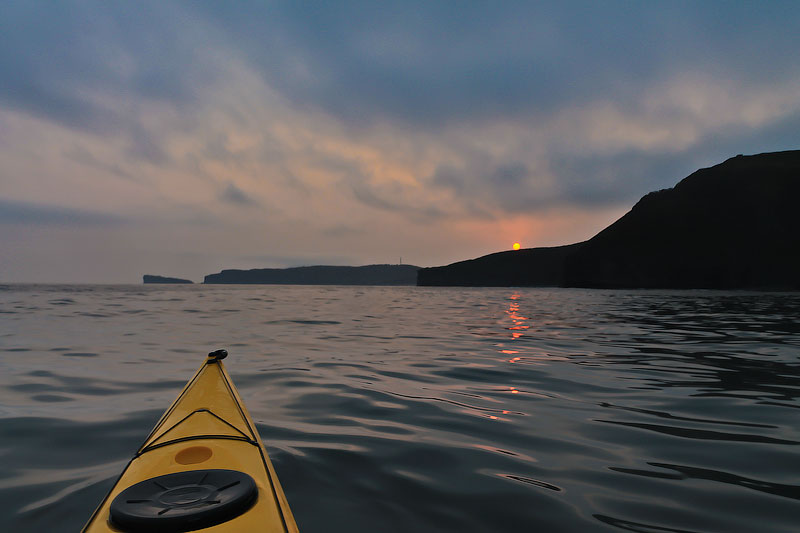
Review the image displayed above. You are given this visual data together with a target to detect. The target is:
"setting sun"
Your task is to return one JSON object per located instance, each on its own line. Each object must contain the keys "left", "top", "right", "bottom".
{"left": 512, "top": 242, "right": 521, "bottom": 250}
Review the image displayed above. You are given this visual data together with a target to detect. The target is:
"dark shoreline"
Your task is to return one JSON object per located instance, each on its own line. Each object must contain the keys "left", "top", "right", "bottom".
{"left": 418, "top": 150, "right": 800, "bottom": 290}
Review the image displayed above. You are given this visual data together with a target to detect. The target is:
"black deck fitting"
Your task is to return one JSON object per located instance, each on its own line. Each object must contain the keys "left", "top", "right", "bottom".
{"left": 207, "top": 349, "right": 228, "bottom": 362}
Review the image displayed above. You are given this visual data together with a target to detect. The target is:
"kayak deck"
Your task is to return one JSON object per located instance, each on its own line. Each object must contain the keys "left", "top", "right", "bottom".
{"left": 83, "top": 352, "right": 298, "bottom": 532}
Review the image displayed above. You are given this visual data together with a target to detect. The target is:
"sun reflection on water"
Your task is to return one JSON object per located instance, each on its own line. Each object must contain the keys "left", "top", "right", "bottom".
{"left": 498, "top": 292, "right": 570, "bottom": 365}
{"left": 499, "top": 292, "right": 530, "bottom": 361}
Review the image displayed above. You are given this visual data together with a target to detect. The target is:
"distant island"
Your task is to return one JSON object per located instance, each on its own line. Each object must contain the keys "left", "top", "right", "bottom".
{"left": 143, "top": 274, "right": 193, "bottom": 284}
{"left": 419, "top": 150, "right": 800, "bottom": 290}
{"left": 204, "top": 264, "right": 420, "bottom": 285}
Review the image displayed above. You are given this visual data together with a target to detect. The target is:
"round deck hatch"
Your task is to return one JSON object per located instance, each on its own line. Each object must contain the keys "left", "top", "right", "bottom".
{"left": 109, "top": 469, "right": 258, "bottom": 532}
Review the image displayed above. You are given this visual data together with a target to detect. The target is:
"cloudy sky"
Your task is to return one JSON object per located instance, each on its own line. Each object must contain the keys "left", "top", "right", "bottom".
{"left": 2, "top": 1, "right": 799, "bottom": 282}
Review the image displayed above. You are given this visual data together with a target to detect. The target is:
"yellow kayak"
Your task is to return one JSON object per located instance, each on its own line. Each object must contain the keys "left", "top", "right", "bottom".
{"left": 83, "top": 350, "right": 298, "bottom": 532}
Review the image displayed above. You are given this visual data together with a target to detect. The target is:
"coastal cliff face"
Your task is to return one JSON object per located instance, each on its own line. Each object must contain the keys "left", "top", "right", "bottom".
{"left": 418, "top": 150, "right": 800, "bottom": 289}
{"left": 564, "top": 151, "right": 800, "bottom": 289}
{"left": 204, "top": 264, "right": 420, "bottom": 285}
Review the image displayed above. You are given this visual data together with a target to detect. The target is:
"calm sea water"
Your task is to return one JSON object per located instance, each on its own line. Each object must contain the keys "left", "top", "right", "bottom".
{"left": 0, "top": 284, "right": 798, "bottom": 532}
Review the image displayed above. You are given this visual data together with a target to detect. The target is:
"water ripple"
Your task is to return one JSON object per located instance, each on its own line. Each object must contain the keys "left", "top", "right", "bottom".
{"left": 0, "top": 286, "right": 798, "bottom": 533}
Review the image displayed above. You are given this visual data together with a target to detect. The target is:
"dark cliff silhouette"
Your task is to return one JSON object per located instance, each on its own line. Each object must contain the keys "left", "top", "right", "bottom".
{"left": 204, "top": 264, "right": 420, "bottom": 285}
{"left": 417, "top": 244, "right": 581, "bottom": 286}
{"left": 565, "top": 151, "right": 800, "bottom": 289}
{"left": 418, "top": 151, "right": 800, "bottom": 289}
{"left": 143, "top": 275, "right": 193, "bottom": 284}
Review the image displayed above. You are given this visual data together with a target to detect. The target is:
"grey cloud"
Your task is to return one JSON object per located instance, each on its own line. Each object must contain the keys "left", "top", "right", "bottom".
{"left": 491, "top": 164, "right": 529, "bottom": 187}
{"left": 191, "top": 1, "right": 800, "bottom": 125}
{"left": 203, "top": 135, "right": 234, "bottom": 163}
{"left": 431, "top": 159, "right": 554, "bottom": 213}
{"left": 64, "top": 146, "right": 137, "bottom": 181}
{"left": 0, "top": 199, "right": 126, "bottom": 226}
{"left": 322, "top": 225, "right": 364, "bottom": 238}
{"left": 547, "top": 152, "right": 701, "bottom": 208}
{"left": 350, "top": 182, "right": 446, "bottom": 220}
{"left": 126, "top": 124, "right": 171, "bottom": 166}
{"left": 2, "top": 1, "right": 799, "bottom": 235}
{"left": 430, "top": 151, "right": 689, "bottom": 215}
{"left": 350, "top": 182, "right": 400, "bottom": 212}
{"left": 0, "top": 1, "right": 215, "bottom": 141}
{"left": 432, "top": 107, "right": 800, "bottom": 216}
{"left": 687, "top": 109, "right": 800, "bottom": 165}
{"left": 220, "top": 183, "right": 259, "bottom": 206}
{"left": 4, "top": 1, "right": 799, "bottom": 132}
{"left": 579, "top": 108, "right": 800, "bottom": 206}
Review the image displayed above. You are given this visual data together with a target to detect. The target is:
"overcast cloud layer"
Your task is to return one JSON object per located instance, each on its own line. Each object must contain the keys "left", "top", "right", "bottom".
{"left": 2, "top": 1, "right": 799, "bottom": 282}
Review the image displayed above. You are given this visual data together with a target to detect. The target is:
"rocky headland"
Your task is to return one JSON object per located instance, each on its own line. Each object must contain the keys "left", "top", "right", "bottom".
{"left": 418, "top": 151, "right": 800, "bottom": 290}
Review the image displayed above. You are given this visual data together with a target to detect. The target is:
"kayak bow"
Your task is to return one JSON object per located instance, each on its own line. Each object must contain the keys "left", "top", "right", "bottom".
{"left": 83, "top": 350, "right": 298, "bottom": 532}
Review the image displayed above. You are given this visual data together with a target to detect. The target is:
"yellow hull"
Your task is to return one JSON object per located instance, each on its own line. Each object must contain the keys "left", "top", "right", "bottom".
{"left": 83, "top": 352, "right": 298, "bottom": 532}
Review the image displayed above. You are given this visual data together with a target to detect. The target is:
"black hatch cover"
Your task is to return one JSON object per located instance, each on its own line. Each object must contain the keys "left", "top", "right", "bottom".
{"left": 109, "top": 469, "right": 258, "bottom": 532}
